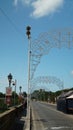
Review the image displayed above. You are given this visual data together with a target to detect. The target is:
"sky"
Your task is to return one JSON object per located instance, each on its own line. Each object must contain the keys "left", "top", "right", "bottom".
{"left": 0, "top": 0, "right": 73, "bottom": 94}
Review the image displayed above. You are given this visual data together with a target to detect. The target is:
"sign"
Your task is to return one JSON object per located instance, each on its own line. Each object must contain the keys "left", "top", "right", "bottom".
{"left": 6, "top": 96, "right": 12, "bottom": 105}
{"left": 6, "top": 87, "right": 12, "bottom": 96}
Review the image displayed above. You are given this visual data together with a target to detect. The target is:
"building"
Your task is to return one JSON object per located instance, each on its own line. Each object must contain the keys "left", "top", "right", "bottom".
{"left": 57, "top": 90, "right": 73, "bottom": 113}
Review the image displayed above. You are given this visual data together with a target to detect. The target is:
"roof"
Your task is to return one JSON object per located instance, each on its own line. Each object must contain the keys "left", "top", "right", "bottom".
{"left": 66, "top": 94, "right": 73, "bottom": 99}
{"left": 57, "top": 90, "right": 73, "bottom": 99}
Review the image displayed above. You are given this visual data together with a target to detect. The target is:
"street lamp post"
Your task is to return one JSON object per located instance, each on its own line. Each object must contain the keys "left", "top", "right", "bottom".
{"left": 8, "top": 73, "right": 13, "bottom": 88}
{"left": 19, "top": 86, "right": 22, "bottom": 93}
{"left": 19, "top": 86, "right": 22, "bottom": 104}
{"left": 6, "top": 73, "right": 13, "bottom": 106}
{"left": 12, "top": 79, "right": 17, "bottom": 106}
{"left": 26, "top": 26, "right": 31, "bottom": 117}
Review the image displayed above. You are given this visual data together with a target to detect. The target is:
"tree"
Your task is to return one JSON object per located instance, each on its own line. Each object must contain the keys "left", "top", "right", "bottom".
{"left": 0, "top": 92, "right": 5, "bottom": 97}
{"left": 23, "top": 92, "right": 27, "bottom": 97}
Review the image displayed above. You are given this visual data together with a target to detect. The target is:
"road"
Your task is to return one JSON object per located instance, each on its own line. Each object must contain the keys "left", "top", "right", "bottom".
{"left": 31, "top": 101, "right": 73, "bottom": 130}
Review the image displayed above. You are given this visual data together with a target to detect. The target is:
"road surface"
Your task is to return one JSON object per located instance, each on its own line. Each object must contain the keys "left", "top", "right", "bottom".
{"left": 31, "top": 101, "right": 73, "bottom": 130}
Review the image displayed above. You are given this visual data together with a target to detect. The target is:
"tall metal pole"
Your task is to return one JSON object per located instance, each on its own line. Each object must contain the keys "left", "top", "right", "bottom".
{"left": 14, "top": 80, "right": 16, "bottom": 106}
{"left": 13, "top": 79, "right": 17, "bottom": 106}
{"left": 26, "top": 26, "right": 31, "bottom": 118}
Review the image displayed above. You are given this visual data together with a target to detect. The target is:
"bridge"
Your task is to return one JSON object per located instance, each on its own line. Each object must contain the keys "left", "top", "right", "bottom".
{"left": 0, "top": 104, "right": 30, "bottom": 130}
{"left": 1, "top": 28, "right": 73, "bottom": 130}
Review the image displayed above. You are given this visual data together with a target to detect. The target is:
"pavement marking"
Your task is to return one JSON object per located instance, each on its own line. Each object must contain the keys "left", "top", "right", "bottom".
{"left": 44, "top": 127, "right": 49, "bottom": 130}
{"left": 51, "top": 126, "right": 73, "bottom": 129}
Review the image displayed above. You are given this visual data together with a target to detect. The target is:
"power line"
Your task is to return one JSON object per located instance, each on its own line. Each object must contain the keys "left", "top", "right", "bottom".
{"left": 0, "top": 7, "right": 24, "bottom": 37}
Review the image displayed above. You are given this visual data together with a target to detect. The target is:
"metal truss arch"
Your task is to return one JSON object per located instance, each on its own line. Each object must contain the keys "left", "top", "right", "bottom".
{"left": 30, "top": 28, "right": 73, "bottom": 80}
{"left": 31, "top": 76, "right": 64, "bottom": 91}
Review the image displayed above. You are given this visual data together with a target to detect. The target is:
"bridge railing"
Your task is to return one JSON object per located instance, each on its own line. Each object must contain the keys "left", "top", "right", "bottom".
{"left": 0, "top": 104, "right": 23, "bottom": 130}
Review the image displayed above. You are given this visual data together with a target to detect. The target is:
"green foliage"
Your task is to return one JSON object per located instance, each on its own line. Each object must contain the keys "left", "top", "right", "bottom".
{"left": 0, "top": 98, "right": 8, "bottom": 113}
{"left": 31, "top": 87, "right": 73, "bottom": 103}
{"left": 23, "top": 91, "right": 27, "bottom": 97}
{"left": 0, "top": 92, "right": 5, "bottom": 97}
{"left": 12, "top": 91, "right": 18, "bottom": 98}
{"left": 49, "top": 92, "right": 55, "bottom": 103}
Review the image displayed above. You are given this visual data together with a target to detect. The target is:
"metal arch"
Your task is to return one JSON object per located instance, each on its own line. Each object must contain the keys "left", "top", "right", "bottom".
{"left": 30, "top": 28, "right": 73, "bottom": 80}
{"left": 31, "top": 76, "right": 64, "bottom": 92}
{"left": 31, "top": 28, "right": 73, "bottom": 55}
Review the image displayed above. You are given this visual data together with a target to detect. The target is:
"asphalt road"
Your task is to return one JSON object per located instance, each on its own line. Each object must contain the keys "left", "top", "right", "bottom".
{"left": 31, "top": 101, "right": 73, "bottom": 130}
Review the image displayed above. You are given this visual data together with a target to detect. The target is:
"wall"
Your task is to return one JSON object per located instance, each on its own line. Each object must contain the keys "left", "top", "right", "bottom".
{"left": 0, "top": 105, "right": 23, "bottom": 130}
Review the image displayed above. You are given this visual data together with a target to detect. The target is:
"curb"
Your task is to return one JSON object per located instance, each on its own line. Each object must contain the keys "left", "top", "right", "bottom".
{"left": 24, "top": 106, "right": 31, "bottom": 130}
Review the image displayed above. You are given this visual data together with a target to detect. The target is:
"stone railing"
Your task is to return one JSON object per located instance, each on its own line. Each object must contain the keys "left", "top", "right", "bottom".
{"left": 0, "top": 105, "right": 23, "bottom": 130}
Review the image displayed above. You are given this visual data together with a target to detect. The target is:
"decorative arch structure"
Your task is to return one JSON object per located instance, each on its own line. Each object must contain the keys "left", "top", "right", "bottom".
{"left": 31, "top": 76, "right": 64, "bottom": 92}
{"left": 30, "top": 29, "right": 73, "bottom": 79}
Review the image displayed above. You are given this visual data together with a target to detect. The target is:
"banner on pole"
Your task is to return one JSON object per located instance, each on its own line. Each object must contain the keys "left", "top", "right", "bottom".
{"left": 6, "top": 87, "right": 12, "bottom": 96}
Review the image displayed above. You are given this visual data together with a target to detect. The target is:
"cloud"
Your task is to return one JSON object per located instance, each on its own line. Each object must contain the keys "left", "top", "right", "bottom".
{"left": 13, "top": 0, "right": 64, "bottom": 18}
{"left": 24, "top": 0, "right": 31, "bottom": 4}
{"left": 13, "top": 0, "right": 31, "bottom": 6}
{"left": 71, "top": 70, "right": 73, "bottom": 75}
{"left": 31, "top": 0, "right": 64, "bottom": 18}
{"left": 13, "top": 0, "right": 18, "bottom": 6}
